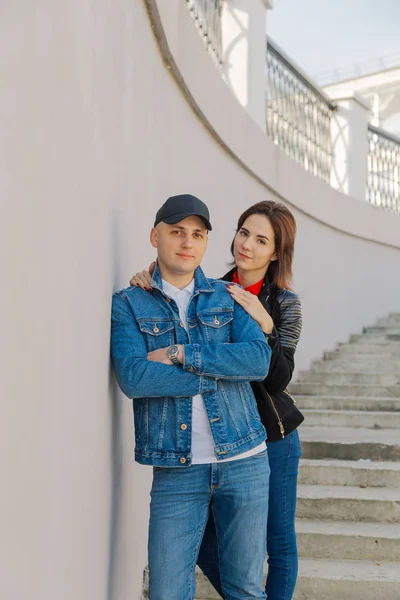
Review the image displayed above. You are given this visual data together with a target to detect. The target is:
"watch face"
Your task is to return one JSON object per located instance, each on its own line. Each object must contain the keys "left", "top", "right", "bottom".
{"left": 167, "top": 345, "right": 179, "bottom": 357}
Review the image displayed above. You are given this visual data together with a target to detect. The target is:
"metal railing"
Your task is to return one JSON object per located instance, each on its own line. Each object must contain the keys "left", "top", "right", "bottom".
{"left": 266, "top": 41, "right": 335, "bottom": 184}
{"left": 316, "top": 52, "right": 400, "bottom": 86}
{"left": 186, "top": 0, "right": 224, "bottom": 67}
{"left": 183, "top": 13, "right": 400, "bottom": 213}
{"left": 367, "top": 125, "right": 400, "bottom": 211}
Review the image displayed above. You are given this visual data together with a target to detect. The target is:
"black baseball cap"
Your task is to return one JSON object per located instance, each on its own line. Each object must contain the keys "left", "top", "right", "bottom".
{"left": 154, "top": 194, "right": 212, "bottom": 231}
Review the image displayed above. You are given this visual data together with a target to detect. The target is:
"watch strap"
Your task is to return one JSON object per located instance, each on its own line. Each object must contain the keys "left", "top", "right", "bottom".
{"left": 169, "top": 353, "right": 180, "bottom": 366}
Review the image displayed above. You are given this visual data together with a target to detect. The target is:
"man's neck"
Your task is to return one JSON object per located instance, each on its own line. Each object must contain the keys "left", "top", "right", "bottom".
{"left": 158, "top": 265, "right": 195, "bottom": 290}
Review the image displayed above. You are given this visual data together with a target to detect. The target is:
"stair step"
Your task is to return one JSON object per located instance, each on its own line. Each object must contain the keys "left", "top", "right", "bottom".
{"left": 366, "top": 316, "right": 400, "bottom": 322}
{"left": 300, "top": 426, "right": 399, "bottom": 444}
{"left": 298, "top": 395, "right": 400, "bottom": 412}
{"left": 195, "top": 569, "right": 218, "bottom": 599}
{"left": 364, "top": 329, "right": 400, "bottom": 336}
{"left": 300, "top": 426, "right": 400, "bottom": 461}
{"left": 299, "top": 458, "right": 400, "bottom": 487}
{"left": 311, "top": 360, "right": 400, "bottom": 373}
{"left": 291, "top": 382, "right": 400, "bottom": 397}
{"left": 298, "top": 371, "right": 400, "bottom": 385}
{"left": 350, "top": 333, "right": 397, "bottom": 343}
{"left": 388, "top": 334, "right": 400, "bottom": 341}
{"left": 365, "top": 317, "right": 400, "bottom": 323}
{"left": 302, "top": 409, "right": 400, "bottom": 429}
{"left": 366, "top": 323, "right": 400, "bottom": 330}
{"left": 296, "top": 519, "right": 400, "bottom": 561}
{"left": 350, "top": 333, "right": 400, "bottom": 343}
{"left": 293, "top": 558, "right": 400, "bottom": 600}
{"left": 376, "top": 315, "right": 400, "bottom": 321}
{"left": 324, "top": 350, "right": 400, "bottom": 362}
{"left": 343, "top": 341, "right": 400, "bottom": 351}
{"left": 194, "top": 559, "right": 400, "bottom": 599}
{"left": 297, "top": 484, "right": 400, "bottom": 522}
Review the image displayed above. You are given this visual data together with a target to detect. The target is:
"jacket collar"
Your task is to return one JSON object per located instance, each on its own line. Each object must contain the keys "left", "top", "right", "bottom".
{"left": 150, "top": 261, "right": 214, "bottom": 294}
{"left": 222, "top": 267, "right": 273, "bottom": 296}
{"left": 221, "top": 266, "right": 236, "bottom": 282}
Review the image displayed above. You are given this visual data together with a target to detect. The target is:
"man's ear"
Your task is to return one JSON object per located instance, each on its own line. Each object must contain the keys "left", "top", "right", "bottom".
{"left": 150, "top": 227, "right": 158, "bottom": 249}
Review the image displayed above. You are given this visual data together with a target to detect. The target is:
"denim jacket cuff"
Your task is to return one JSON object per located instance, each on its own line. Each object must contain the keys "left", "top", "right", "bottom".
{"left": 183, "top": 344, "right": 202, "bottom": 374}
{"left": 183, "top": 345, "right": 217, "bottom": 393}
{"left": 200, "top": 376, "right": 218, "bottom": 394}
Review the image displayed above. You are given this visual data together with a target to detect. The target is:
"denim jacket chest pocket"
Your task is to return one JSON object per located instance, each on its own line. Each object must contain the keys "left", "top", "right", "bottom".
{"left": 137, "top": 320, "right": 175, "bottom": 352}
{"left": 197, "top": 310, "right": 234, "bottom": 343}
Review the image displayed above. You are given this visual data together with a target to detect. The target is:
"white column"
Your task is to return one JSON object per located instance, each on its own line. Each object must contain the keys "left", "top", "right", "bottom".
{"left": 330, "top": 93, "right": 370, "bottom": 202}
{"left": 221, "top": 0, "right": 273, "bottom": 132}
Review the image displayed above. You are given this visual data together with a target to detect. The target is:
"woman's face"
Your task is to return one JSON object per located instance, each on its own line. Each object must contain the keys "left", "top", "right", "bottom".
{"left": 233, "top": 213, "right": 277, "bottom": 275}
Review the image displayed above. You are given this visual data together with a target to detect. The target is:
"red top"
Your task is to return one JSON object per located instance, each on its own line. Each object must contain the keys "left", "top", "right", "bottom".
{"left": 232, "top": 270, "right": 264, "bottom": 297}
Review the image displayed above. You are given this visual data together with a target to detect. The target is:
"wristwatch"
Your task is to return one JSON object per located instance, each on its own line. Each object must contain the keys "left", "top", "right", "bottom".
{"left": 264, "top": 328, "right": 277, "bottom": 341}
{"left": 166, "top": 345, "right": 181, "bottom": 365}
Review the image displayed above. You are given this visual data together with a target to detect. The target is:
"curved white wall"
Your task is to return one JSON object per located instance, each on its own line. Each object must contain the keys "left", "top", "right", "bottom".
{"left": 1, "top": 1, "right": 400, "bottom": 600}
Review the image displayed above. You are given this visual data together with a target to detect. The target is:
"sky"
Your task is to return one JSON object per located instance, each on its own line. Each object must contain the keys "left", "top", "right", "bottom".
{"left": 268, "top": 0, "right": 400, "bottom": 84}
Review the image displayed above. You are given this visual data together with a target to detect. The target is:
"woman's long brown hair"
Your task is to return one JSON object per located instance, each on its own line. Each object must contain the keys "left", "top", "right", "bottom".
{"left": 231, "top": 201, "right": 297, "bottom": 290}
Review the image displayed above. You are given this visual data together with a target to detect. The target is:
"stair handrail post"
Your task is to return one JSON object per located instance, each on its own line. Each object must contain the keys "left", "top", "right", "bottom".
{"left": 221, "top": 0, "right": 273, "bottom": 132}
{"left": 329, "top": 92, "right": 371, "bottom": 202}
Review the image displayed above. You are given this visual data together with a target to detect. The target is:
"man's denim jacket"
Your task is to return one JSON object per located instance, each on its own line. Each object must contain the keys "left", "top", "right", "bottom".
{"left": 111, "top": 263, "right": 272, "bottom": 467}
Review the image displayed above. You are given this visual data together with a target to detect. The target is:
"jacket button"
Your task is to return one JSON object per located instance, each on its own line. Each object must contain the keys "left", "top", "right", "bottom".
{"left": 180, "top": 457, "right": 187, "bottom": 464}
{"left": 189, "top": 366, "right": 194, "bottom": 372}
{"left": 179, "top": 321, "right": 185, "bottom": 328}
{"left": 180, "top": 423, "right": 187, "bottom": 431}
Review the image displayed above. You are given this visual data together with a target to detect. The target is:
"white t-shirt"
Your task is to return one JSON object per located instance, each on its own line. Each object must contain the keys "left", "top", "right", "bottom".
{"left": 162, "top": 279, "right": 266, "bottom": 464}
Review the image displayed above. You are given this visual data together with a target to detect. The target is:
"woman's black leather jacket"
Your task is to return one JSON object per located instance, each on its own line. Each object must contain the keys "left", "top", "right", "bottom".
{"left": 222, "top": 268, "right": 302, "bottom": 441}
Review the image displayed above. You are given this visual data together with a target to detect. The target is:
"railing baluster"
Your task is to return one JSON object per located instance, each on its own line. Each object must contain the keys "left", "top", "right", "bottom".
{"left": 265, "top": 41, "right": 335, "bottom": 185}
{"left": 367, "top": 125, "right": 400, "bottom": 212}
{"left": 186, "top": 0, "right": 223, "bottom": 68}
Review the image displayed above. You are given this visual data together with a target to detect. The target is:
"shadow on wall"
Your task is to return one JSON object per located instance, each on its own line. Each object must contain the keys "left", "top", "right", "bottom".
{"left": 106, "top": 205, "right": 125, "bottom": 600}
{"left": 107, "top": 371, "right": 124, "bottom": 600}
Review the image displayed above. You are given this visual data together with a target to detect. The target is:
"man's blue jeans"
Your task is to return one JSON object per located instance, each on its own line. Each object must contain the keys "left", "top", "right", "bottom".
{"left": 148, "top": 450, "right": 270, "bottom": 600}
{"left": 197, "top": 431, "right": 301, "bottom": 600}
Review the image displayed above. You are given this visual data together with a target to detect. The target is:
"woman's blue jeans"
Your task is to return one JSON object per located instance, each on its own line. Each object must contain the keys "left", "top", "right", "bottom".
{"left": 197, "top": 430, "right": 301, "bottom": 600}
{"left": 148, "top": 450, "right": 270, "bottom": 600}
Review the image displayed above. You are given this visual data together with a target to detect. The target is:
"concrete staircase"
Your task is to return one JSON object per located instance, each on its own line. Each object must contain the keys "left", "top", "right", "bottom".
{"left": 290, "top": 313, "right": 400, "bottom": 599}
{"left": 143, "top": 314, "right": 400, "bottom": 599}
{"left": 194, "top": 313, "right": 400, "bottom": 599}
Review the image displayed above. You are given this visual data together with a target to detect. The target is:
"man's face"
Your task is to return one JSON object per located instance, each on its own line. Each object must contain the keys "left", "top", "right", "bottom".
{"left": 150, "top": 216, "right": 208, "bottom": 278}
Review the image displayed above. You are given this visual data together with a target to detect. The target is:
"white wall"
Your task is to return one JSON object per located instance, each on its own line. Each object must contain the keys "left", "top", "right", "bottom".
{"left": 1, "top": 1, "right": 400, "bottom": 600}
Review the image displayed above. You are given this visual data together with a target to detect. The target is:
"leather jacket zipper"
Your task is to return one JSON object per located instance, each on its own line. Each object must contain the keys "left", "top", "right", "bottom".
{"left": 283, "top": 388, "right": 296, "bottom": 403}
{"left": 266, "top": 391, "right": 285, "bottom": 438}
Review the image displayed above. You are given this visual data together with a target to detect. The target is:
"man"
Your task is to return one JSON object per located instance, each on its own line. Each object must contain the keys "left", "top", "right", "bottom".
{"left": 111, "top": 194, "right": 272, "bottom": 600}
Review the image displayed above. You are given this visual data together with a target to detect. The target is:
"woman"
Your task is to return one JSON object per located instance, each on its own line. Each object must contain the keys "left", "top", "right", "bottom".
{"left": 130, "top": 201, "right": 303, "bottom": 600}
